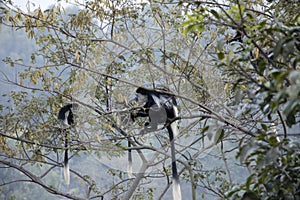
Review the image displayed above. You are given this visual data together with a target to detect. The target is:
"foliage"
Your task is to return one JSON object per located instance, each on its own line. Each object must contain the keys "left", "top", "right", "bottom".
{"left": 0, "top": 0, "right": 299, "bottom": 199}
{"left": 183, "top": 0, "right": 300, "bottom": 128}
{"left": 229, "top": 136, "right": 300, "bottom": 199}
{"left": 182, "top": 0, "right": 300, "bottom": 199}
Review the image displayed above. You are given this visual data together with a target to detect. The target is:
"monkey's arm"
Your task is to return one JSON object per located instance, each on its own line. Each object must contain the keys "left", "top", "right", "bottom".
{"left": 130, "top": 109, "right": 149, "bottom": 121}
{"left": 130, "top": 103, "right": 150, "bottom": 121}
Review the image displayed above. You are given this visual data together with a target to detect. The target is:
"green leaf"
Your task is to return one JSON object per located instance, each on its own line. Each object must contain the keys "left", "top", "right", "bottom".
{"left": 257, "top": 62, "right": 266, "bottom": 75}
{"left": 230, "top": 5, "right": 239, "bottom": 12}
{"left": 210, "top": 9, "right": 220, "bottom": 19}
{"left": 214, "top": 128, "right": 224, "bottom": 143}
{"left": 261, "top": 123, "right": 268, "bottom": 131}
{"left": 201, "top": 126, "right": 209, "bottom": 134}
{"left": 283, "top": 99, "right": 300, "bottom": 127}
{"left": 246, "top": 13, "right": 254, "bottom": 21}
{"left": 182, "top": 14, "right": 204, "bottom": 35}
{"left": 183, "top": 24, "right": 203, "bottom": 35}
{"left": 245, "top": 174, "right": 255, "bottom": 190}
{"left": 270, "top": 70, "right": 289, "bottom": 82}
{"left": 217, "top": 52, "right": 225, "bottom": 60}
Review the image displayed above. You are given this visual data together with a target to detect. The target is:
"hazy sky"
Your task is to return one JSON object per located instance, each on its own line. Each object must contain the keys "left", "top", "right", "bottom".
{"left": 13, "top": 0, "right": 53, "bottom": 10}
{"left": 12, "top": 0, "right": 73, "bottom": 11}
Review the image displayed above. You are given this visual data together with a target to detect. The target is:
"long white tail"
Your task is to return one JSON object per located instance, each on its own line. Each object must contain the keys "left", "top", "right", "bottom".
{"left": 64, "top": 161, "right": 70, "bottom": 185}
{"left": 172, "top": 177, "right": 182, "bottom": 200}
{"left": 128, "top": 141, "right": 133, "bottom": 178}
{"left": 170, "top": 121, "right": 179, "bottom": 138}
{"left": 64, "top": 132, "right": 70, "bottom": 185}
{"left": 168, "top": 116, "right": 182, "bottom": 200}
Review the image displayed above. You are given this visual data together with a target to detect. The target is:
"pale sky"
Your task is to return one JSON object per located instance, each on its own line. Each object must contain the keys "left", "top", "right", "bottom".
{"left": 12, "top": 0, "right": 148, "bottom": 11}
{"left": 12, "top": 0, "right": 74, "bottom": 11}
{"left": 13, "top": 0, "right": 55, "bottom": 10}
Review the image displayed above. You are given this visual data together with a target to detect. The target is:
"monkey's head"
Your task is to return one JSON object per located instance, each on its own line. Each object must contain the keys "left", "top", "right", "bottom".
{"left": 136, "top": 87, "right": 148, "bottom": 95}
{"left": 58, "top": 103, "right": 79, "bottom": 126}
{"left": 135, "top": 87, "right": 149, "bottom": 103}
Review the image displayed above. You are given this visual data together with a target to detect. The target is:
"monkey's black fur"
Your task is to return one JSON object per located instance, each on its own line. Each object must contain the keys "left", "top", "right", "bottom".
{"left": 58, "top": 103, "right": 77, "bottom": 185}
{"left": 131, "top": 87, "right": 181, "bottom": 199}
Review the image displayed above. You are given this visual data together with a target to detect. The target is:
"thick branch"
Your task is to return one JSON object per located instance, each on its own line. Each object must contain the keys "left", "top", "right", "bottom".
{"left": 0, "top": 160, "right": 85, "bottom": 200}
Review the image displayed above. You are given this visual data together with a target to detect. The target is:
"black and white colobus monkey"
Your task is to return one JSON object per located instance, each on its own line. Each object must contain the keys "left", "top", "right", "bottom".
{"left": 57, "top": 103, "right": 78, "bottom": 185}
{"left": 131, "top": 87, "right": 182, "bottom": 200}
